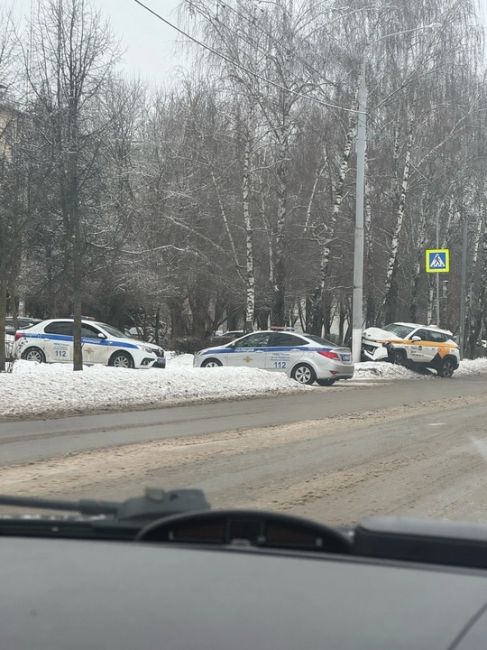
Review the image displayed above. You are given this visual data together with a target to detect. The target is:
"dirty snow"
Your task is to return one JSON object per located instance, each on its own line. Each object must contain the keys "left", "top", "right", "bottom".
{"left": 456, "top": 358, "right": 487, "bottom": 376}
{"left": 353, "top": 358, "right": 487, "bottom": 380}
{"left": 352, "top": 361, "right": 428, "bottom": 380}
{"left": 165, "top": 352, "right": 194, "bottom": 367}
{"left": 0, "top": 359, "right": 305, "bottom": 419}
{"left": 2, "top": 354, "right": 487, "bottom": 420}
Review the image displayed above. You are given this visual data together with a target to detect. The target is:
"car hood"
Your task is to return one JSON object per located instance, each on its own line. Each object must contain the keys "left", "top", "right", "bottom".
{"left": 111, "top": 337, "right": 162, "bottom": 354}
{"left": 197, "top": 344, "right": 230, "bottom": 355}
{"left": 362, "top": 327, "right": 403, "bottom": 343}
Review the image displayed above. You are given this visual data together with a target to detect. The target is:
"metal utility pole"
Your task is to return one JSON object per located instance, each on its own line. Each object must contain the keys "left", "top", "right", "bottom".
{"left": 459, "top": 214, "right": 468, "bottom": 358}
{"left": 352, "top": 61, "right": 367, "bottom": 363}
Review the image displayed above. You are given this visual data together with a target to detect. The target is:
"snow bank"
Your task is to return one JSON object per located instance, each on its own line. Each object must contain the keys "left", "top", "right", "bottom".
{"left": 354, "top": 358, "right": 487, "bottom": 380}
{"left": 165, "top": 352, "right": 194, "bottom": 367}
{"left": 456, "top": 358, "right": 487, "bottom": 376}
{"left": 352, "top": 361, "right": 426, "bottom": 380}
{"left": 0, "top": 360, "right": 305, "bottom": 418}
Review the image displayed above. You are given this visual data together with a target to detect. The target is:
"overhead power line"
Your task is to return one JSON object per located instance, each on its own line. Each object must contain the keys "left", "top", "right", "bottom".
{"left": 131, "top": 0, "right": 360, "bottom": 114}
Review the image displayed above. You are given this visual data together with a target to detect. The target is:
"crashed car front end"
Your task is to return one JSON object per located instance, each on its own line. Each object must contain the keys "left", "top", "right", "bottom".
{"left": 361, "top": 327, "right": 403, "bottom": 362}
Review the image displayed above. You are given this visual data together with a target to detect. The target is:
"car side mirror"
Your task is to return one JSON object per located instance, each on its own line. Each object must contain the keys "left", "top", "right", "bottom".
{"left": 97, "top": 332, "right": 107, "bottom": 339}
{"left": 411, "top": 336, "right": 421, "bottom": 342}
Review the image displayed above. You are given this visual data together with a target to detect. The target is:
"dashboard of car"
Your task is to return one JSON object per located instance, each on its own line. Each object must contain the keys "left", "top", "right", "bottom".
{"left": 2, "top": 534, "right": 487, "bottom": 650}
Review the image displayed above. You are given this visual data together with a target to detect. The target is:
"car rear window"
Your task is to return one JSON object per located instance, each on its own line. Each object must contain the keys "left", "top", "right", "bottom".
{"left": 270, "top": 333, "right": 308, "bottom": 346}
{"left": 305, "top": 334, "right": 337, "bottom": 347}
{"left": 44, "top": 322, "right": 73, "bottom": 336}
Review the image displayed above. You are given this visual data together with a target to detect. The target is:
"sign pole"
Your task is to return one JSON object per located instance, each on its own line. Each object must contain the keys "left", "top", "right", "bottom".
{"left": 436, "top": 274, "right": 440, "bottom": 325}
{"left": 426, "top": 249, "right": 450, "bottom": 328}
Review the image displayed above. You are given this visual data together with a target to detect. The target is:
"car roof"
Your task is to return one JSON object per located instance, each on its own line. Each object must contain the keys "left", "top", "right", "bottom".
{"left": 37, "top": 318, "right": 100, "bottom": 325}
{"left": 3, "top": 537, "right": 487, "bottom": 650}
{"left": 393, "top": 322, "right": 453, "bottom": 336}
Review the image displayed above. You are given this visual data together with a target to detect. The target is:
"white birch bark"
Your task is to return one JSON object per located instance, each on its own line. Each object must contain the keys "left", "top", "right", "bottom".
{"left": 211, "top": 171, "right": 243, "bottom": 282}
{"left": 382, "top": 115, "right": 414, "bottom": 318}
{"left": 242, "top": 126, "right": 254, "bottom": 329}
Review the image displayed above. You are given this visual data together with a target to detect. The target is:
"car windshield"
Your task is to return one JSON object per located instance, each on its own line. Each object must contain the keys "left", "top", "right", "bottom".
{"left": 0, "top": 0, "right": 485, "bottom": 548}
{"left": 381, "top": 324, "right": 415, "bottom": 338}
{"left": 95, "top": 323, "right": 130, "bottom": 339}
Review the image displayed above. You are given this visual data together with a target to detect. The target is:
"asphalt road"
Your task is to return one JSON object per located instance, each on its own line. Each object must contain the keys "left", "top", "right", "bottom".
{"left": 0, "top": 375, "right": 486, "bottom": 466}
{"left": 1, "top": 374, "right": 487, "bottom": 525}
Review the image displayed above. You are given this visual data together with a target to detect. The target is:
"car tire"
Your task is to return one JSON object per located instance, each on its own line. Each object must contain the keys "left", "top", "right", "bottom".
{"left": 437, "top": 356, "right": 456, "bottom": 378}
{"left": 108, "top": 351, "right": 134, "bottom": 369}
{"left": 316, "top": 378, "right": 336, "bottom": 386}
{"left": 291, "top": 363, "right": 316, "bottom": 385}
{"left": 21, "top": 347, "right": 46, "bottom": 363}
{"left": 201, "top": 358, "right": 223, "bottom": 368}
{"left": 393, "top": 349, "right": 408, "bottom": 366}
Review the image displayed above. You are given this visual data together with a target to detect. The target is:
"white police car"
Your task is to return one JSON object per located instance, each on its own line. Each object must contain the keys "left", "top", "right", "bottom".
{"left": 13, "top": 319, "right": 165, "bottom": 369}
{"left": 194, "top": 330, "right": 354, "bottom": 385}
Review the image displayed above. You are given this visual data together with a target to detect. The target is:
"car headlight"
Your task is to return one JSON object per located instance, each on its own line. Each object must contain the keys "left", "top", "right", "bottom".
{"left": 140, "top": 345, "right": 158, "bottom": 355}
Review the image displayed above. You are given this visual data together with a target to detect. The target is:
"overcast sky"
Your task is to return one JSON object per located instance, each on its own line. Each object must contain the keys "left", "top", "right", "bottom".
{"left": 8, "top": 0, "right": 186, "bottom": 85}
{"left": 5, "top": 0, "right": 487, "bottom": 86}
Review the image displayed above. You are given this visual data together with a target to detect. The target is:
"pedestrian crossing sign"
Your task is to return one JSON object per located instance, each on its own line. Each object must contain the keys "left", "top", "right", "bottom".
{"left": 425, "top": 248, "right": 450, "bottom": 273}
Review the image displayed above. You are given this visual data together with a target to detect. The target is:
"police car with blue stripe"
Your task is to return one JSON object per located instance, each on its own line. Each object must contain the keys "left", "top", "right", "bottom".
{"left": 13, "top": 319, "right": 165, "bottom": 369}
{"left": 194, "top": 329, "right": 354, "bottom": 385}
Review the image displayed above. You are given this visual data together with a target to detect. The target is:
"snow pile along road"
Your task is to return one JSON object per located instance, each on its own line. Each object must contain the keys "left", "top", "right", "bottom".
{"left": 455, "top": 358, "right": 487, "bottom": 376}
{"left": 0, "top": 359, "right": 306, "bottom": 419}
{"left": 354, "top": 358, "right": 487, "bottom": 380}
{"left": 352, "top": 361, "right": 427, "bottom": 380}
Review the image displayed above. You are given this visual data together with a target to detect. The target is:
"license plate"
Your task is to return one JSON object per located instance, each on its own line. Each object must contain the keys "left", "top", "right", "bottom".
{"left": 341, "top": 354, "right": 351, "bottom": 363}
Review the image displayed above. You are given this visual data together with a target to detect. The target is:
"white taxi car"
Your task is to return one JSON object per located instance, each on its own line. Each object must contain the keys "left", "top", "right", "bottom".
{"left": 194, "top": 330, "right": 354, "bottom": 385}
{"left": 362, "top": 322, "right": 459, "bottom": 377}
{"left": 13, "top": 319, "right": 166, "bottom": 369}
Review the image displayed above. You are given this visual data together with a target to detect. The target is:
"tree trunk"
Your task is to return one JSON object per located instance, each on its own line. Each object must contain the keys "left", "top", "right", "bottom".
{"left": 168, "top": 297, "right": 188, "bottom": 337}
{"left": 382, "top": 115, "right": 414, "bottom": 323}
{"left": 310, "top": 111, "right": 355, "bottom": 333}
{"left": 272, "top": 131, "right": 289, "bottom": 326}
{"left": 307, "top": 286, "right": 322, "bottom": 336}
{"left": 338, "top": 296, "right": 346, "bottom": 345}
{"left": 364, "top": 178, "right": 376, "bottom": 326}
{"left": 243, "top": 128, "right": 254, "bottom": 331}
{"left": 321, "top": 109, "right": 355, "bottom": 316}
{"left": 465, "top": 211, "right": 483, "bottom": 344}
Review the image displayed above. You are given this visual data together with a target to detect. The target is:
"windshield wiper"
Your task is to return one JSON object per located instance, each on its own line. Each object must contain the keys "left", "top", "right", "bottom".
{"left": 0, "top": 488, "right": 210, "bottom": 522}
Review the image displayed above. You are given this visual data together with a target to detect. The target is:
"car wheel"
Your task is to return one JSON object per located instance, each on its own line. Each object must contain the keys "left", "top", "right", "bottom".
{"left": 438, "top": 357, "right": 455, "bottom": 378}
{"left": 201, "top": 358, "right": 223, "bottom": 368}
{"left": 393, "top": 349, "right": 408, "bottom": 366}
{"left": 291, "top": 363, "right": 316, "bottom": 385}
{"left": 109, "top": 351, "right": 134, "bottom": 369}
{"left": 21, "top": 347, "right": 46, "bottom": 363}
{"left": 316, "top": 378, "right": 336, "bottom": 386}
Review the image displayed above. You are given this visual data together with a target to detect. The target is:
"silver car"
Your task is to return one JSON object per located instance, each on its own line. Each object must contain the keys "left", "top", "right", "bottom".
{"left": 194, "top": 330, "right": 354, "bottom": 386}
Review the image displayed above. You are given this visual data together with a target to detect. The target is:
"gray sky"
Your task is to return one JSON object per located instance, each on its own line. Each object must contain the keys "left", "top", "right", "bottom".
{"left": 8, "top": 0, "right": 187, "bottom": 84}
{"left": 5, "top": 0, "right": 487, "bottom": 86}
